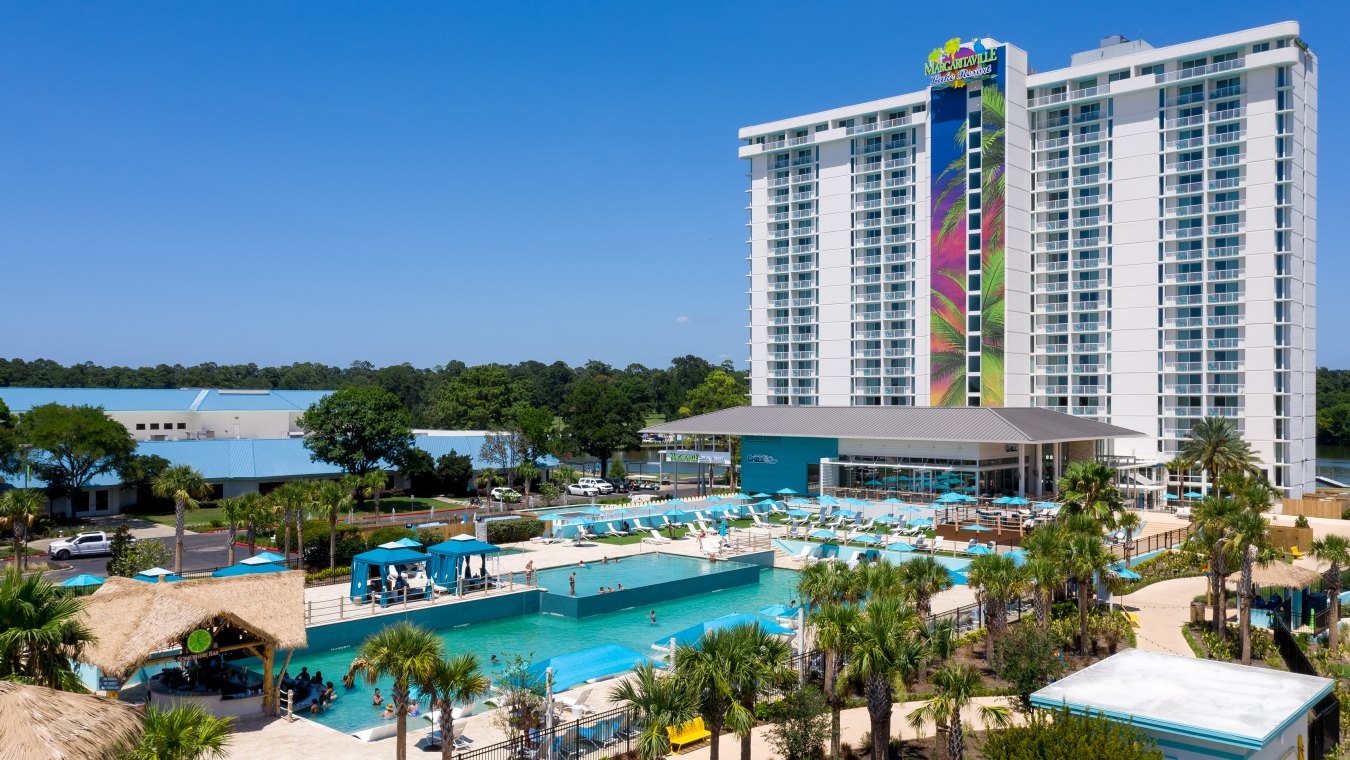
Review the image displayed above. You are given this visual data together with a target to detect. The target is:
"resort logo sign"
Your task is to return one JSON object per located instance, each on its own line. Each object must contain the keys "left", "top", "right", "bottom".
{"left": 926, "top": 37, "right": 999, "bottom": 89}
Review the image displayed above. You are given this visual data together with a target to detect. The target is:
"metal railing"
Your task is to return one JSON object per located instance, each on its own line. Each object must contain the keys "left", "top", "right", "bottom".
{"left": 454, "top": 705, "right": 640, "bottom": 760}
{"left": 303, "top": 571, "right": 534, "bottom": 626}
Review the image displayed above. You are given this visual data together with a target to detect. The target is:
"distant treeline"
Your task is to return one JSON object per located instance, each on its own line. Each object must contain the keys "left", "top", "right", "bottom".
{"left": 0, "top": 356, "right": 743, "bottom": 429}
{"left": 1319, "top": 368, "right": 1350, "bottom": 445}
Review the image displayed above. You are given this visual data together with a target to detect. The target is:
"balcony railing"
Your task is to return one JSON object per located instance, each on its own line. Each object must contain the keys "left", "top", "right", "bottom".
{"left": 1156, "top": 57, "right": 1245, "bottom": 84}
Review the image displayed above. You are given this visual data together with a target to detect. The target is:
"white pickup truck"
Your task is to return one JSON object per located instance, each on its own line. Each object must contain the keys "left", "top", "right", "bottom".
{"left": 48, "top": 531, "right": 121, "bottom": 561}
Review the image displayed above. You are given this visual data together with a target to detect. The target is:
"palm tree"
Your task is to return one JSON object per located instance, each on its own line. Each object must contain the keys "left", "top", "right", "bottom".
{"left": 516, "top": 461, "right": 540, "bottom": 505}
{"left": 1188, "top": 495, "right": 1242, "bottom": 639}
{"left": 364, "top": 469, "right": 389, "bottom": 511}
{"left": 1020, "top": 522, "right": 1067, "bottom": 629}
{"left": 725, "top": 623, "right": 794, "bottom": 760}
{"left": 216, "top": 497, "right": 247, "bottom": 567}
{"left": 610, "top": 662, "right": 697, "bottom": 760}
{"left": 1116, "top": 511, "right": 1142, "bottom": 567}
{"left": 268, "top": 481, "right": 315, "bottom": 564}
{"left": 0, "top": 488, "right": 44, "bottom": 571}
{"left": 676, "top": 627, "right": 758, "bottom": 760}
{"left": 1062, "top": 531, "right": 1116, "bottom": 655}
{"left": 238, "top": 493, "right": 268, "bottom": 557}
{"left": 552, "top": 466, "right": 580, "bottom": 487}
{"left": 1180, "top": 416, "right": 1259, "bottom": 497}
{"left": 966, "top": 553, "right": 1025, "bottom": 664}
{"left": 857, "top": 557, "right": 904, "bottom": 598}
{"left": 477, "top": 468, "right": 503, "bottom": 496}
{"left": 839, "top": 597, "right": 925, "bottom": 760}
{"left": 1313, "top": 535, "right": 1350, "bottom": 650}
{"left": 908, "top": 662, "right": 1011, "bottom": 760}
{"left": 1165, "top": 456, "right": 1191, "bottom": 503}
{"left": 132, "top": 704, "right": 234, "bottom": 760}
{"left": 315, "top": 480, "right": 354, "bottom": 570}
{"left": 352, "top": 622, "right": 445, "bottom": 760}
{"left": 1230, "top": 508, "right": 1272, "bottom": 665}
{"left": 421, "top": 653, "right": 490, "bottom": 760}
{"left": 1056, "top": 460, "right": 1122, "bottom": 528}
{"left": 0, "top": 566, "right": 94, "bottom": 691}
{"left": 897, "top": 555, "right": 953, "bottom": 619}
{"left": 151, "top": 465, "right": 212, "bottom": 574}
{"left": 810, "top": 602, "right": 859, "bottom": 760}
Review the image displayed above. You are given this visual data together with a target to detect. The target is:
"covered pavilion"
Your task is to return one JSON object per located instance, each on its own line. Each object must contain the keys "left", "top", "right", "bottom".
{"left": 427, "top": 534, "right": 501, "bottom": 594}
{"left": 349, "top": 545, "right": 432, "bottom": 604}
{"left": 76, "top": 572, "right": 306, "bottom": 717}
{"left": 0, "top": 680, "right": 145, "bottom": 760}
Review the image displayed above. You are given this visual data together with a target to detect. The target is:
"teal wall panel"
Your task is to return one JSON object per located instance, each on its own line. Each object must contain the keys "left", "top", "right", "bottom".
{"left": 741, "top": 436, "right": 837, "bottom": 496}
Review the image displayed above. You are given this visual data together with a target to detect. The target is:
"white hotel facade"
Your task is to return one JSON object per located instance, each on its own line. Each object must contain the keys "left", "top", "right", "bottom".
{"left": 740, "top": 22, "right": 1318, "bottom": 496}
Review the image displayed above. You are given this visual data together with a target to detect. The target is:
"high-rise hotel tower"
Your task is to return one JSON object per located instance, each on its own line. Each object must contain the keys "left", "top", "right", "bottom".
{"left": 740, "top": 22, "right": 1317, "bottom": 496}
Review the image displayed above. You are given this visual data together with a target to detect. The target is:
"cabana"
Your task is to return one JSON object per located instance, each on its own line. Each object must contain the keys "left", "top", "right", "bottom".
{"left": 350, "top": 545, "right": 432, "bottom": 605}
{"left": 0, "top": 680, "right": 145, "bottom": 759}
{"left": 428, "top": 535, "right": 501, "bottom": 595}
{"left": 77, "top": 573, "right": 307, "bottom": 718}
{"left": 211, "top": 562, "right": 289, "bottom": 578}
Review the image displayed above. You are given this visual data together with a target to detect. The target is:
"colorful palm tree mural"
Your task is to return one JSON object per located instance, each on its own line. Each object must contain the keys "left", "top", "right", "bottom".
{"left": 930, "top": 64, "right": 1006, "bottom": 406}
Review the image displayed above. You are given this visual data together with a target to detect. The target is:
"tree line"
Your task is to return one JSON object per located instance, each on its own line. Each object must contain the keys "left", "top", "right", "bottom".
{"left": 0, "top": 355, "right": 744, "bottom": 428}
{"left": 1319, "top": 367, "right": 1350, "bottom": 445}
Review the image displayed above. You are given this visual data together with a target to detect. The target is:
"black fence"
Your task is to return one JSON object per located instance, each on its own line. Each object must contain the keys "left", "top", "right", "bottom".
{"left": 1271, "top": 613, "right": 1339, "bottom": 760}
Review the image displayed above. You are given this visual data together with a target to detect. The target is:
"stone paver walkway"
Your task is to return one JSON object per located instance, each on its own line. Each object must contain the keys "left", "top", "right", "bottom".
{"left": 1123, "top": 575, "right": 1208, "bottom": 657}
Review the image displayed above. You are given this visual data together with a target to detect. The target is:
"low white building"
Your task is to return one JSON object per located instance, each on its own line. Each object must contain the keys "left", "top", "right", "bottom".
{"left": 1031, "top": 649, "right": 1336, "bottom": 760}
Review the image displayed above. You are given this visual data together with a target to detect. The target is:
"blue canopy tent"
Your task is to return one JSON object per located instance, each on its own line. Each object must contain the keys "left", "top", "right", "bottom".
{"left": 655, "top": 612, "right": 794, "bottom": 648}
{"left": 246, "top": 551, "right": 286, "bottom": 564}
{"left": 428, "top": 536, "right": 502, "bottom": 594}
{"left": 526, "top": 644, "right": 653, "bottom": 692}
{"left": 212, "top": 561, "right": 288, "bottom": 577}
{"left": 350, "top": 546, "right": 432, "bottom": 604}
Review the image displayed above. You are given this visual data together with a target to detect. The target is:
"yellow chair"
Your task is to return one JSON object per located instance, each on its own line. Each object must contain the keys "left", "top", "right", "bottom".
{"left": 666, "top": 717, "right": 712, "bottom": 754}
{"left": 1289, "top": 546, "right": 1306, "bottom": 559}
{"left": 1123, "top": 610, "right": 1141, "bottom": 627}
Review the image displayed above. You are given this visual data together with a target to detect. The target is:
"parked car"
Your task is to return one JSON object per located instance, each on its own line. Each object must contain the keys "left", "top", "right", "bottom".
{"left": 489, "top": 487, "right": 523, "bottom": 504}
{"left": 566, "top": 483, "right": 599, "bottom": 497}
{"left": 577, "top": 477, "right": 613, "bottom": 494}
{"left": 48, "top": 531, "right": 122, "bottom": 561}
{"left": 603, "top": 478, "right": 630, "bottom": 493}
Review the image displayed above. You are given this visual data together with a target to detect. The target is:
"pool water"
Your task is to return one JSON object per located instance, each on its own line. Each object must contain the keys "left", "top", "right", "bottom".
{"left": 772, "top": 539, "right": 972, "bottom": 578}
{"left": 535, "top": 553, "right": 745, "bottom": 598}
{"left": 284, "top": 567, "right": 801, "bottom": 734}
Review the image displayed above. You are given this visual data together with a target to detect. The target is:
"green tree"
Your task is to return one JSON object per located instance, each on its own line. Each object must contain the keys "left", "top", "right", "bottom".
{"left": 607, "top": 459, "right": 627, "bottom": 481}
{"left": 237, "top": 493, "right": 270, "bottom": 557}
{"left": 1180, "top": 416, "right": 1259, "bottom": 497}
{"left": 675, "top": 626, "right": 757, "bottom": 760}
{"left": 897, "top": 555, "right": 954, "bottom": 619}
{"left": 561, "top": 375, "right": 644, "bottom": 477}
{"left": 1057, "top": 460, "right": 1122, "bottom": 528}
{"left": 1313, "top": 535, "right": 1350, "bottom": 650}
{"left": 839, "top": 597, "right": 926, "bottom": 760}
{"left": 0, "top": 566, "right": 94, "bottom": 691}
{"left": 907, "top": 662, "right": 1011, "bottom": 760}
{"left": 811, "top": 602, "right": 859, "bottom": 760}
{"left": 351, "top": 622, "right": 445, "bottom": 760}
{"left": 216, "top": 497, "right": 248, "bottom": 567}
{"left": 538, "top": 482, "right": 561, "bottom": 506}
{"left": 0, "top": 488, "right": 44, "bottom": 570}
{"left": 427, "top": 365, "right": 527, "bottom": 429}
{"left": 299, "top": 386, "right": 413, "bottom": 505}
{"left": 18, "top": 403, "right": 136, "bottom": 516}
{"left": 966, "top": 553, "right": 1026, "bottom": 665}
{"left": 609, "top": 662, "right": 697, "bottom": 760}
{"left": 363, "top": 469, "right": 389, "bottom": 511}
{"left": 1187, "top": 495, "right": 1243, "bottom": 640}
{"left": 434, "top": 450, "right": 474, "bottom": 496}
{"left": 516, "top": 461, "right": 540, "bottom": 504}
{"left": 1062, "top": 531, "right": 1116, "bottom": 655}
{"left": 132, "top": 704, "right": 234, "bottom": 760}
{"left": 991, "top": 623, "right": 1064, "bottom": 711}
{"left": 267, "top": 481, "right": 315, "bottom": 563}
{"left": 982, "top": 707, "right": 1163, "bottom": 759}
{"left": 510, "top": 403, "right": 560, "bottom": 461}
{"left": 420, "top": 653, "right": 490, "bottom": 760}
{"left": 1020, "top": 523, "right": 1068, "bottom": 629}
{"left": 1116, "top": 511, "right": 1142, "bottom": 567}
{"left": 314, "top": 480, "right": 355, "bottom": 571}
{"left": 0, "top": 398, "right": 17, "bottom": 475}
{"left": 765, "top": 686, "right": 828, "bottom": 760}
{"left": 725, "top": 623, "right": 794, "bottom": 760}
{"left": 150, "top": 465, "right": 212, "bottom": 575}
{"left": 677, "top": 370, "right": 749, "bottom": 418}
{"left": 1165, "top": 456, "right": 1192, "bottom": 502}
{"left": 1231, "top": 507, "right": 1272, "bottom": 665}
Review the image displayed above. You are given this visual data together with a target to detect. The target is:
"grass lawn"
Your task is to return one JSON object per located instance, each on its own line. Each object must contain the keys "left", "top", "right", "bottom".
{"left": 371, "top": 496, "right": 460, "bottom": 512}
{"left": 591, "top": 534, "right": 644, "bottom": 546}
{"left": 128, "top": 495, "right": 455, "bottom": 528}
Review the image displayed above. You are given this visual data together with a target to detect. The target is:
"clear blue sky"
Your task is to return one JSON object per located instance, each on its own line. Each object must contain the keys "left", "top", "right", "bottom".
{"left": 2, "top": 2, "right": 1343, "bottom": 368}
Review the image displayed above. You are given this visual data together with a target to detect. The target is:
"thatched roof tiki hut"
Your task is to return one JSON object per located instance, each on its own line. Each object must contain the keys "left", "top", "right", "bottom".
{"left": 0, "top": 680, "right": 145, "bottom": 760}
{"left": 76, "top": 572, "right": 307, "bottom": 716}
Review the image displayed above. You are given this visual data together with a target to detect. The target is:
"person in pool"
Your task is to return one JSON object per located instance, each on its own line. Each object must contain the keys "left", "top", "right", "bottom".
{"left": 649, "top": 610, "right": 657, "bottom": 625}
{"left": 372, "top": 688, "right": 384, "bottom": 706}
{"left": 322, "top": 682, "right": 337, "bottom": 706}
{"left": 490, "top": 654, "right": 499, "bottom": 666}
{"left": 382, "top": 702, "right": 396, "bottom": 720}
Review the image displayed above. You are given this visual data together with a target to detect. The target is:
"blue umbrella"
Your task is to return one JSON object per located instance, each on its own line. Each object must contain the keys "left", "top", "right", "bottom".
{"left": 836, "top": 509, "right": 857, "bottom": 518}
{"left": 887, "top": 541, "right": 916, "bottom": 551}
{"left": 776, "top": 488, "right": 798, "bottom": 495}
{"left": 965, "top": 524, "right": 993, "bottom": 532}
{"left": 882, "top": 497, "right": 906, "bottom": 505}
{"left": 705, "top": 495, "right": 723, "bottom": 502}
{"left": 948, "top": 569, "right": 969, "bottom": 584}
{"left": 809, "top": 529, "right": 839, "bottom": 541}
{"left": 1184, "top": 491, "right": 1204, "bottom": 498}
{"left": 874, "top": 515, "right": 899, "bottom": 524}
{"left": 1033, "top": 502, "right": 1058, "bottom": 509}
{"left": 936, "top": 492, "right": 965, "bottom": 502}
{"left": 751, "top": 493, "right": 770, "bottom": 499}
{"left": 1114, "top": 566, "right": 1143, "bottom": 581}
{"left": 852, "top": 533, "right": 883, "bottom": 545}
{"left": 62, "top": 573, "right": 105, "bottom": 588}
{"left": 663, "top": 508, "right": 689, "bottom": 518}
{"left": 133, "top": 568, "right": 185, "bottom": 583}
{"left": 756, "top": 499, "right": 779, "bottom": 507}
{"left": 993, "top": 496, "right": 1013, "bottom": 505}
{"left": 1005, "top": 496, "right": 1031, "bottom": 506}
{"left": 908, "top": 518, "right": 934, "bottom": 528}
{"left": 817, "top": 495, "right": 839, "bottom": 505}
{"left": 864, "top": 479, "right": 883, "bottom": 486}
{"left": 249, "top": 551, "right": 287, "bottom": 563}
{"left": 1164, "top": 493, "right": 1180, "bottom": 500}
{"left": 786, "top": 508, "right": 813, "bottom": 518}
{"left": 1007, "top": 549, "right": 1029, "bottom": 567}
{"left": 965, "top": 544, "right": 994, "bottom": 555}
{"left": 667, "top": 499, "right": 687, "bottom": 505}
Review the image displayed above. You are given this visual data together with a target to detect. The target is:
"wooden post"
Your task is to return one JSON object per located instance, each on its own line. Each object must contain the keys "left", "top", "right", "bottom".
{"left": 261, "top": 645, "right": 275, "bottom": 716}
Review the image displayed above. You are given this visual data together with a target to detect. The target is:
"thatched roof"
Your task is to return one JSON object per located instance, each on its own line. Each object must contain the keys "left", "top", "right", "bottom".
{"left": 0, "top": 681, "right": 143, "bottom": 760}
{"left": 1227, "top": 562, "right": 1324, "bottom": 589}
{"left": 78, "top": 571, "right": 308, "bottom": 678}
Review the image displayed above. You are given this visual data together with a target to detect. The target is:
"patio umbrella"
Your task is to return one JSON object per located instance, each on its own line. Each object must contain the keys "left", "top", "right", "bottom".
{"left": 816, "top": 495, "right": 839, "bottom": 505}
{"left": 61, "top": 573, "right": 105, "bottom": 588}
{"left": 1164, "top": 493, "right": 1180, "bottom": 500}
{"left": 1005, "top": 496, "right": 1031, "bottom": 506}
{"left": 1184, "top": 491, "right": 1204, "bottom": 498}
{"left": 992, "top": 496, "right": 1013, "bottom": 505}
{"left": 1007, "top": 549, "right": 1029, "bottom": 567}
{"left": 852, "top": 533, "right": 883, "bottom": 545}
{"left": 898, "top": 506, "right": 927, "bottom": 517}
{"left": 882, "top": 497, "right": 906, "bottom": 505}
{"left": 751, "top": 493, "right": 770, "bottom": 498}
{"left": 883, "top": 476, "right": 902, "bottom": 483}
{"left": 965, "top": 524, "right": 993, "bottom": 532}
{"left": 378, "top": 537, "right": 423, "bottom": 549}
{"left": 1033, "top": 502, "right": 1058, "bottom": 510}
{"left": 874, "top": 515, "right": 899, "bottom": 524}
{"left": 756, "top": 499, "right": 779, "bottom": 507}
{"left": 776, "top": 488, "right": 798, "bottom": 495}
{"left": 887, "top": 541, "right": 915, "bottom": 552}
{"left": 809, "top": 529, "right": 838, "bottom": 541}
{"left": 731, "top": 493, "right": 751, "bottom": 500}
{"left": 667, "top": 499, "right": 686, "bottom": 505}
{"left": 249, "top": 551, "right": 287, "bottom": 563}
{"left": 786, "top": 509, "right": 813, "bottom": 518}
{"left": 907, "top": 518, "right": 934, "bottom": 528}
{"left": 864, "top": 479, "right": 883, "bottom": 487}
{"left": 936, "top": 492, "right": 965, "bottom": 502}
{"left": 965, "top": 544, "right": 994, "bottom": 555}
{"left": 132, "top": 568, "right": 185, "bottom": 583}
{"left": 836, "top": 509, "right": 857, "bottom": 518}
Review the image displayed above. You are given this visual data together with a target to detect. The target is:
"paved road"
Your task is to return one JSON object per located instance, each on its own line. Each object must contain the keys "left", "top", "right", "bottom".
{"left": 44, "top": 531, "right": 234, "bottom": 581}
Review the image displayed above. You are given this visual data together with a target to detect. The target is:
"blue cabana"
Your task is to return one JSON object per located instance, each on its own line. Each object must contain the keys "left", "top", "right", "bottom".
{"left": 428, "top": 535, "right": 501, "bottom": 590}
{"left": 350, "top": 546, "right": 432, "bottom": 604}
{"left": 212, "top": 561, "right": 289, "bottom": 577}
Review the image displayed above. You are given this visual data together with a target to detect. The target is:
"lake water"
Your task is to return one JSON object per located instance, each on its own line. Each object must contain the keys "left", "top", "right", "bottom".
{"left": 1318, "top": 445, "right": 1350, "bottom": 484}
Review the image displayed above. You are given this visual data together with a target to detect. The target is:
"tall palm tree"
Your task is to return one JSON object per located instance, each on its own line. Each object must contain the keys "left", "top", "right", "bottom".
{"left": 1188, "top": 495, "right": 1242, "bottom": 639}
{"left": 216, "top": 497, "right": 246, "bottom": 567}
{"left": 421, "top": 653, "right": 490, "bottom": 760}
{"left": 363, "top": 469, "right": 389, "bottom": 511}
{"left": 151, "top": 465, "right": 212, "bottom": 574}
{"left": 1116, "top": 511, "right": 1142, "bottom": 567}
{"left": 0, "top": 488, "right": 44, "bottom": 571}
{"left": 1165, "top": 456, "right": 1192, "bottom": 503}
{"left": 897, "top": 555, "right": 953, "bottom": 619}
{"left": 477, "top": 468, "right": 503, "bottom": 496}
{"left": 857, "top": 557, "right": 903, "bottom": 599}
{"left": 810, "top": 602, "right": 859, "bottom": 760}
{"left": 1180, "top": 416, "right": 1259, "bottom": 497}
{"left": 0, "top": 566, "right": 94, "bottom": 691}
{"left": 1062, "top": 531, "right": 1116, "bottom": 655}
{"left": 907, "top": 662, "right": 1011, "bottom": 760}
{"left": 1230, "top": 509, "right": 1272, "bottom": 665}
{"left": 839, "top": 597, "right": 925, "bottom": 760}
{"left": 1056, "top": 460, "right": 1122, "bottom": 528}
{"left": 268, "top": 481, "right": 315, "bottom": 564}
{"left": 315, "top": 480, "right": 354, "bottom": 570}
{"left": 1020, "top": 522, "right": 1068, "bottom": 629}
{"left": 353, "top": 622, "right": 445, "bottom": 760}
{"left": 676, "top": 626, "right": 768, "bottom": 760}
{"left": 610, "top": 662, "right": 697, "bottom": 760}
{"left": 516, "top": 461, "right": 540, "bottom": 505}
{"left": 725, "top": 623, "right": 793, "bottom": 760}
{"left": 1312, "top": 535, "right": 1350, "bottom": 650}
{"left": 798, "top": 560, "right": 857, "bottom": 607}
{"left": 238, "top": 493, "right": 268, "bottom": 558}
{"left": 966, "top": 553, "right": 1025, "bottom": 664}
{"left": 132, "top": 704, "right": 234, "bottom": 760}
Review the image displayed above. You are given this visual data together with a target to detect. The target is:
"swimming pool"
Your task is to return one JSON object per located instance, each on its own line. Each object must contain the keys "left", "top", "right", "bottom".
{"left": 535, "top": 553, "right": 748, "bottom": 598}
{"left": 772, "top": 539, "right": 972, "bottom": 580}
{"left": 283, "top": 566, "right": 802, "bottom": 734}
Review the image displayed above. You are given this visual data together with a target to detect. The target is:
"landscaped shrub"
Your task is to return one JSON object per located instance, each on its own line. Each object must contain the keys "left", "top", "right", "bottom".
{"left": 993, "top": 622, "right": 1065, "bottom": 710}
{"left": 486, "top": 518, "right": 546, "bottom": 545}
{"left": 765, "top": 686, "right": 828, "bottom": 760}
{"left": 365, "top": 526, "right": 415, "bottom": 548}
{"left": 304, "top": 566, "right": 351, "bottom": 585}
{"left": 415, "top": 528, "right": 444, "bottom": 548}
{"left": 302, "top": 524, "right": 365, "bottom": 569}
{"left": 983, "top": 706, "right": 1164, "bottom": 759}
{"left": 1296, "top": 514, "right": 1311, "bottom": 529}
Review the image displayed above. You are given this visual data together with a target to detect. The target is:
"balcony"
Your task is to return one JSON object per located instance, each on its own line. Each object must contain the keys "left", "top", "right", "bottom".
{"left": 1207, "top": 407, "right": 1243, "bottom": 417}
{"left": 1210, "top": 131, "right": 1245, "bottom": 145}
{"left": 1208, "top": 223, "right": 1242, "bottom": 236}
{"left": 883, "top": 328, "right": 911, "bottom": 338}
{"left": 1209, "top": 85, "right": 1244, "bottom": 99}
{"left": 790, "top": 261, "right": 815, "bottom": 272}
{"left": 1168, "top": 316, "right": 1203, "bottom": 328}
{"left": 884, "top": 251, "right": 912, "bottom": 264}
{"left": 791, "top": 191, "right": 815, "bottom": 201}
{"left": 1073, "top": 111, "right": 1103, "bottom": 124}
{"left": 1167, "top": 227, "right": 1204, "bottom": 240}
{"left": 1208, "top": 384, "right": 1244, "bottom": 394}
{"left": 1168, "top": 159, "right": 1205, "bottom": 173}
{"left": 1165, "top": 113, "right": 1206, "bottom": 129}
{"left": 856, "top": 160, "right": 882, "bottom": 172}
{"left": 1168, "top": 384, "right": 1203, "bottom": 394}
{"left": 1208, "top": 338, "right": 1241, "bottom": 349}
{"left": 1209, "top": 200, "right": 1241, "bottom": 213}
{"left": 1165, "top": 271, "right": 1204, "bottom": 284}
{"left": 1073, "top": 195, "right": 1102, "bottom": 208}
{"left": 883, "top": 177, "right": 908, "bottom": 189}
{"left": 859, "top": 218, "right": 882, "bottom": 229}
{"left": 1208, "top": 293, "right": 1240, "bottom": 304}
{"left": 1209, "top": 154, "right": 1244, "bottom": 168}
{"left": 1164, "top": 362, "right": 1203, "bottom": 372}
{"left": 1072, "top": 364, "right": 1103, "bottom": 374}
{"left": 1073, "top": 279, "right": 1103, "bottom": 290}
{"left": 1157, "top": 57, "right": 1245, "bottom": 84}
{"left": 1073, "top": 406, "right": 1102, "bottom": 416}
{"left": 1167, "top": 338, "right": 1203, "bottom": 349}
{"left": 1038, "top": 240, "right": 1070, "bottom": 253}
{"left": 1037, "top": 136, "right": 1070, "bottom": 150}
{"left": 1168, "top": 136, "right": 1206, "bottom": 151}
{"left": 1041, "top": 301, "right": 1069, "bottom": 313}
{"left": 883, "top": 233, "right": 912, "bottom": 244}
{"left": 1208, "top": 268, "right": 1243, "bottom": 281}
{"left": 1209, "top": 177, "right": 1242, "bottom": 191}
{"left": 1037, "top": 158, "right": 1070, "bottom": 171}
{"left": 1040, "top": 178, "right": 1070, "bottom": 190}
{"left": 884, "top": 156, "right": 912, "bottom": 169}
{"left": 1208, "top": 360, "right": 1242, "bottom": 371}
{"left": 855, "top": 254, "right": 881, "bottom": 266}
{"left": 1041, "top": 260, "right": 1069, "bottom": 272}
{"left": 789, "top": 387, "right": 816, "bottom": 396}
{"left": 1073, "top": 301, "right": 1102, "bottom": 312}
{"left": 790, "top": 297, "right": 815, "bottom": 307}
{"left": 1074, "top": 216, "right": 1103, "bottom": 228}
{"left": 1208, "top": 315, "right": 1241, "bottom": 326}
{"left": 1167, "top": 92, "right": 1207, "bottom": 107}
{"left": 791, "top": 351, "right": 816, "bottom": 360}
{"left": 1164, "top": 407, "right": 1205, "bottom": 417}
{"left": 1074, "top": 257, "right": 1103, "bottom": 270}
{"left": 884, "top": 196, "right": 909, "bottom": 208}
{"left": 792, "top": 173, "right": 816, "bottom": 183}
{"left": 856, "top": 180, "right": 881, "bottom": 191}
{"left": 768, "top": 264, "right": 788, "bottom": 274}
{"left": 1210, "top": 107, "right": 1246, "bottom": 122}
{"left": 1168, "top": 295, "right": 1203, "bottom": 307}
{"left": 882, "top": 309, "right": 909, "bottom": 320}
{"left": 791, "top": 244, "right": 817, "bottom": 254}
{"left": 1042, "top": 281, "right": 1070, "bottom": 293}
{"left": 1169, "top": 181, "right": 1203, "bottom": 195}
{"left": 1037, "top": 219, "right": 1069, "bottom": 232}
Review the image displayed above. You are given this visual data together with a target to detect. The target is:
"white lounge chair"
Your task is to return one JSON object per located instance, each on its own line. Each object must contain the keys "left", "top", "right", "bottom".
{"left": 789, "top": 545, "right": 815, "bottom": 563}
{"left": 643, "top": 530, "right": 672, "bottom": 545}
{"left": 929, "top": 536, "right": 946, "bottom": 554}
{"left": 604, "top": 523, "right": 627, "bottom": 537}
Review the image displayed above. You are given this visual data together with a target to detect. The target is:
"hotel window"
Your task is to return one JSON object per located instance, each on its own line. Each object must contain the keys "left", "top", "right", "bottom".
{"left": 177, "top": 423, "right": 187, "bottom": 430}
{"left": 150, "top": 423, "right": 160, "bottom": 430}
{"left": 1252, "top": 42, "right": 1270, "bottom": 53}
{"left": 135, "top": 423, "right": 146, "bottom": 430}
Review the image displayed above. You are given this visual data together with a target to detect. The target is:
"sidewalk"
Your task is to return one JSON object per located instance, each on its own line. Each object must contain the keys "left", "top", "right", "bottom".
{"left": 1123, "top": 575, "right": 1207, "bottom": 657}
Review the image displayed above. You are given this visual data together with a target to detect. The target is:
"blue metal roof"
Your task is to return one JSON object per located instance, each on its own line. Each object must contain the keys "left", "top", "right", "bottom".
{"left": 0, "top": 387, "right": 333, "bottom": 413}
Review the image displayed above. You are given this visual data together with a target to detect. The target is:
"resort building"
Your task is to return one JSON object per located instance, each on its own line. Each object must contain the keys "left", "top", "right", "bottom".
{"left": 1032, "top": 649, "right": 1336, "bottom": 760}
{"left": 643, "top": 405, "right": 1146, "bottom": 501}
{"left": 739, "top": 22, "right": 1317, "bottom": 496}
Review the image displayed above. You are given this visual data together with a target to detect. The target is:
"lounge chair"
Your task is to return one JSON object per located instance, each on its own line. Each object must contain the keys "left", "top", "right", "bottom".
{"left": 1289, "top": 546, "right": 1306, "bottom": 559}
{"left": 929, "top": 536, "right": 945, "bottom": 554}
{"left": 911, "top": 536, "right": 928, "bottom": 551}
{"left": 789, "top": 545, "right": 815, "bottom": 563}
{"left": 643, "top": 530, "right": 672, "bottom": 545}
{"left": 604, "top": 523, "right": 627, "bottom": 537}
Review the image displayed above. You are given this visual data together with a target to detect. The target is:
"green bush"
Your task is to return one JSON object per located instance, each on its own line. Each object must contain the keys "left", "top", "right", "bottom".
{"left": 983, "top": 707, "right": 1163, "bottom": 759}
{"left": 486, "top": 519, "right": 546, "bottom": 545}
{"left": 765, "top": 686, "right": 828, "bottom": 760}
{"left": 993, "top": 623, "right": 1066, "bottom": 711}
{"left": 1296, "top": 515, "right": 1311, "bottom": 529}
{"left": 302, "top": 524, "right": 365, "bottom": 570}
{"left": 305, "top": 566, "right": 352, "bottom": 585}
{"left": 365, "top": 526, "right": 415, "bottom": 547}
{"left": 416, "top": 528, "right": 444, "bottom": 547}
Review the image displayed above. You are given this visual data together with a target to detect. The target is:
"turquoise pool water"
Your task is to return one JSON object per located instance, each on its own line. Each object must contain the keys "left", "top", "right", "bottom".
{"left": 772, "top": 539, "right": 972, "bottom": 579}
{"left": 535, "top": 553, "right": 745, "bottom": 598}
{"left": 284, "top": 566, "right": 801, "bottom": 734}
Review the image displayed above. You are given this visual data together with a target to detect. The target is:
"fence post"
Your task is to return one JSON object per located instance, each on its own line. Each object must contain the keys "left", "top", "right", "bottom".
{"left": 339, "top": 596, "right": 344, "bottom": 621}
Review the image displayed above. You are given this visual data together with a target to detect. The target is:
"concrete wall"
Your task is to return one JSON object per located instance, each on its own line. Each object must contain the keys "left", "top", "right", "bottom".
{"left": 539, "top": 561, "right": 760, "bottom": 617}
{"left": 740, "top": 436, "right": 838, "bottom": 495}
{"left": 303, "top": 591, "right": 544, "bottom": 653}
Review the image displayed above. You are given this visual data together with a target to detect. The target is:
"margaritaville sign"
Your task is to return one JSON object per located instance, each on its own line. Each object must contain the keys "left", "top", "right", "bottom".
{"left": 926, "top": 38, "right": 999, "bottom": 88}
